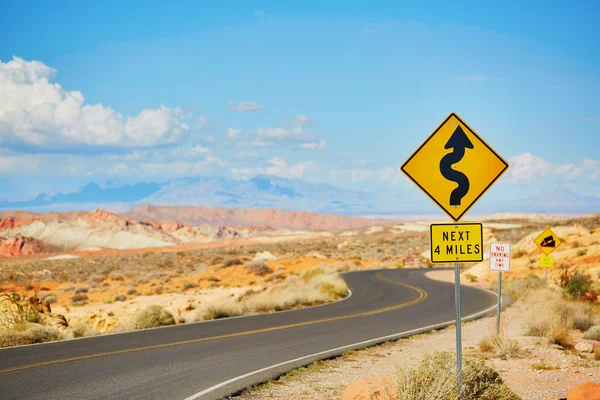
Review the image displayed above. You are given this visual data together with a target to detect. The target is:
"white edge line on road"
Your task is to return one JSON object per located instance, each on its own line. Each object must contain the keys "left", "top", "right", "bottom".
{"left": 183, "top": 289, "right": 500, "bottom": 400}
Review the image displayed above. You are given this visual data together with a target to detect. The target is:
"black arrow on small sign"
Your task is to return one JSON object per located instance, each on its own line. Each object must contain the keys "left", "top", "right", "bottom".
{"left": 439, "top": 125, "right": 474, "bottom": 206}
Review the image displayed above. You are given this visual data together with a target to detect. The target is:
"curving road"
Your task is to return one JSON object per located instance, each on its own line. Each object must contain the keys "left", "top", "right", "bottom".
{"left": 0, "top": 268, "right": 497, "bottom": 400}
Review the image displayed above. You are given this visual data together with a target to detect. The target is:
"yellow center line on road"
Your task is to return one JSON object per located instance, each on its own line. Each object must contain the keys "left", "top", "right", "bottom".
{"left": 0, "top": 272, "right": 428, "bottom": 375}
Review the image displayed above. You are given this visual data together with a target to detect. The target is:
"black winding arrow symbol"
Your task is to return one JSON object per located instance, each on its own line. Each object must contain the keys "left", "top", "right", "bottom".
{"left": 439, "top": 125, "right": 474, "bottom": 206}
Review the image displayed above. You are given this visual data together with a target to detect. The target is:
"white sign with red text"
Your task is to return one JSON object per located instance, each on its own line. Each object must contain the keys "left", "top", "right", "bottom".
{"left": 489, "top": 242, "right": 511, "bottom": 272}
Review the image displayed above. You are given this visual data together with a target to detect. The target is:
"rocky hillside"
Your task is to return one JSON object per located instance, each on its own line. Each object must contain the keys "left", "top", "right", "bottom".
{"left": 0, "top": 206, "right": 383, "bottom": 257}
{"left": 0, "top": 209, "right": 221, "bottom": 255}
{"left": 126, "top": 205, "right": 386, "bottom": 231}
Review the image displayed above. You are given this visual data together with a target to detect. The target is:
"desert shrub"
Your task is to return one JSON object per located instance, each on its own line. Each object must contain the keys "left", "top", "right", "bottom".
{"left": 502, "top": 274, "right": 544, "bottom": 300}
{"left": 59, "top": 285, "right": 75, "bottom": 292}
{"left": 558, "top": 268, "right": 593, "bottom": 298}
{"left": 187, "top": 302, "right": 244, "bottom": 322}
{"left": 265, "top": 273, "right": 285, "bottom": 282}
{"left": 522, "top": 289, "right": 598, "bottom": 337}
{"left": 594, "top": 347, "right": 600, "bottom": 361}
{"left": 395, "top": 351, "right": 518, "bottom": 400}
{"left": 74, "top": 287, "right": 89, "bottom": 294}
{"left": 114, "top": 294, "right": 127, "bottom": 302}
{"left": 40, "top": 292, "right": 57, "bottom": 304}
{"left": 0, "top": 292, "right": 42, "bottom": 328}
{"left": 133, "top": 305, "right": 175, "bottom": 329}
{"left": 0, "top": 323, "right": 63, "bottom": 348}
{"left": 70, "top": 322, "right": 99, "bottom": 339}
{"left": 88, "top": 274, "right": 105, "bottom": 285}
{"left": 109, "top": 272, "right": 124, "bottom": 281}
{"left": 302, "top": 268, "right": 324, "bottom": 283}
{"left": 126, "top": 287, "right": 137, "bottom": 296}
{"left": 478, "top": 331, "right": 522, "bottom": 358}
{"left": 312, "top": 274, "right": 349, "bottom": 299}
{"left": 583, "top": 325, "right": 600, "bottom": 341}
{"left": 223, "top": 258, "right": 243, "bottom": 268}
{"left": 513, "top": 249, "right": 526, "bottom": 258}
{"left": 70, "top": 293, "right": 89, "bottom": 303}
{"left": 550, "top": 328, "right": 575, "bottom": 349}
{"left": 154, "top": 285, "right": 164, "bottom": 294}
{"left": 182, "top": 282, "right": 198, "bottom": 291}
{"left": 464, "top": 273, "right": 478, "bottom": 283}
{"left": 577, "top": 249, "right": 588, "bottom": 256}
{"left": 246, "top": 261, "right": 273, "bottom": 277}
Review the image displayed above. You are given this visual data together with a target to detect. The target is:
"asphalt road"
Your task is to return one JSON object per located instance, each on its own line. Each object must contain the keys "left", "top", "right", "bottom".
{"left": 0, "top": 268, "right": 497, "bottom": 400}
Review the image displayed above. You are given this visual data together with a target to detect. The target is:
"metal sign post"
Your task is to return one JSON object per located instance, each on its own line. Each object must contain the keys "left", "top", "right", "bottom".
{"left": 454, "top": 261, "right": 463, "bottom": 398}
{"left": 400, "top": 113, "right": 509, "bottom": 400}
{"left": 496, "top": 271, "right": 502, "bottom": 333}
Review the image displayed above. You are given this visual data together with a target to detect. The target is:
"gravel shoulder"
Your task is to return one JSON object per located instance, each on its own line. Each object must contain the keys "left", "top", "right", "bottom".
{"left": 230, "top": 271, "right": 600, "bottom": 400}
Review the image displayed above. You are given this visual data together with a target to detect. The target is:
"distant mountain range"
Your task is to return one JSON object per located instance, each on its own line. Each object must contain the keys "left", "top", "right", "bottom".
{"left": 1, "top": 176, "right": 599, "bottom": 215}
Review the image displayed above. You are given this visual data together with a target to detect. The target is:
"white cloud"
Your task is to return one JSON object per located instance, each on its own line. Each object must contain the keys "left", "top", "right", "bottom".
{"left": 230, "top": 158, "right": 313, "bottom": 179}
{"left": 508, "top": 152, "right": 599, "bottom": 182}
{"left": 450, "top": 75, "right": 489, "bottom": 83}
{"left": 228, "top": 101, "right": 265, "bottom": 112}
{"left": 170, "top": 145, "right": 211, "bottom": 159}
{"left": 0, "top": 56, "right": 188, "bottom": 148}
{"left": 379, "top": 167, "right": 405, "bottom": 184}
{"left": 266, "top": 158, "right": 313, "bottom": 178}
{"left": 193, "top": 115, "right": 209, "bottom": 131}
{"left": 300, "top": 139, "right": 327, "bottom": 150}
{"left": 286, "top": 114, "right": 314, "bottom": 134}
{"left": 228, "top": 128, "right": 242, "bottom": 138}
{"left": 257, "top": 127, "right": 294, "bottom": 138}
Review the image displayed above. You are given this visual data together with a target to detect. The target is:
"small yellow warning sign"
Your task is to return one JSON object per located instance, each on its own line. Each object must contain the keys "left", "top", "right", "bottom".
{"left": 533, "top": 228, "right": 562, "bottom": 256}
{"left": 430, "top": 223, "right": 483, "bottom": 263}
{"left": 540, "top": 256, "right": 554, "bottom": 268}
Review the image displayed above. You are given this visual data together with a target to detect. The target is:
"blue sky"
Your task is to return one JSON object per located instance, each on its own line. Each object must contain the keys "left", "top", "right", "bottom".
{"left": 0, "top": 1, "right": 599, "bottom": 203}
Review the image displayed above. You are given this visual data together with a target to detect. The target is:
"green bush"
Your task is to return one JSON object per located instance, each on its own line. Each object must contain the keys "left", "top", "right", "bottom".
{"left": 395, "top": 351, "right": 519, "bottom": 400}
{"left": 133, "top": 305, "right": 176, "bottom": 329}
{"left": 559, "top": 270, "right": 592, "bottom": 298}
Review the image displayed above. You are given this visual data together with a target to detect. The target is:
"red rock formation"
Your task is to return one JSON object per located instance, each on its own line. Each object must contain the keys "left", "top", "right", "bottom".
{"left": 126, "top": 205, "right": 389, "bottom": 231}
{"left": 341, "top": 376, "right": 397, "bottom": 400}
{"left": 0, "top": 217, "right": 37, "bottom": 232}
{"left": 0, "top": 235, "right": 55, "bottom": 257}
{"left": 567, "top": 381, "right": 600, "bottom": 400}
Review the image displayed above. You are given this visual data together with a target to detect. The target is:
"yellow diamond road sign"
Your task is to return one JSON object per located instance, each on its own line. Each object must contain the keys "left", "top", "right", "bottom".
{"left": 401, "top": 113, "right": 509, "bottom": 222}
{"left": 534, "top": 228, "right": 562, "bottom": 256}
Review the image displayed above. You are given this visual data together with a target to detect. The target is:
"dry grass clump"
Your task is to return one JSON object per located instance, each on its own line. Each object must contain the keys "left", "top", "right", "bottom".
{"left": 522, "top": 289, "right": 598, "bottom": 338}
{"left": 478, "top": 330, "right": 523, "bottom": 358}
{"left": 200, "top": 303, "right": 244, "bottom": 320}
{"left": 549, "top": 328, "right": 575, "bottom": 349}
{"left": 69, "top": 322, "right": 99, "bottom": 339}
{"left": 0, "top": 292, "right": 42, "bottom": 328}
{"left": 186, "top": 273, "right": 349, "bottom": 322}
{"left": 395, "top": 351, "right": 519, "bottom": 400}
{"left": 0, "top": 323, "right": 63, "bottom": 348}
{"left": 133, "top": 305, "right": 176, "bottom": 330}
{"left": 246, "top": 261, "right": 273, "bottom": 276}
{"left": 583, "top": 325, "right": 600, "bottom": 341}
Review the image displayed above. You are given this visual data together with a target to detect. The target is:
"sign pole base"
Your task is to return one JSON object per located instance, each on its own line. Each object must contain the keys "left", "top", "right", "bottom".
{"left": 454, "top": 262, "right": 463, "bottom": 399}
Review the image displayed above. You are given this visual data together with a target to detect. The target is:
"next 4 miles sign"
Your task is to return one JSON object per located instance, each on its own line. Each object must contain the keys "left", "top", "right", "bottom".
{"left": 430, "top": 223, "right": 483, "bottom": 263}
